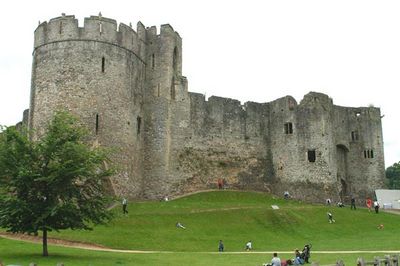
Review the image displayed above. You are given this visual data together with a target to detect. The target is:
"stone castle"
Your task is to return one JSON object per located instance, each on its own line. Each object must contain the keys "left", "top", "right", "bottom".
{"left": 23, "top": 14, "right": 385, "bottom": 202}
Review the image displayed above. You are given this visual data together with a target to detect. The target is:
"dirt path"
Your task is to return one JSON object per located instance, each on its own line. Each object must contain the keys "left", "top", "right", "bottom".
{"left": 1, "top": 232, "right": 399, "bottom": 254}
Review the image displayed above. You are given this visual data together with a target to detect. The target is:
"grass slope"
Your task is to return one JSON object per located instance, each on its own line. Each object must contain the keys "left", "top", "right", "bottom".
{"left": 48, "top": 190, "right": 400, "bottom": 252}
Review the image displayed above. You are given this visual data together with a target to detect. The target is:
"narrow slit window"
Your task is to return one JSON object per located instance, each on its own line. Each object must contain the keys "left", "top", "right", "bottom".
{"left": 95, "top": 114, "right": 99, "bottom": 135}
{"left": 99, "top": 22, "right": 103, "bottom": 34}
{"left": 173, "top": 47, "right": 178, "bottom": 72}
{"left": 308, "top": 150, "right": 316, "bottom": 162}
{"left": 101, "top": 57, "right": 105, "bottom": 73}
{"left": 137, "top": 116, "right": 141, "bottom": 135}
{"left": 284, "top": 122, "right": 293, "bottom": 134}
{"left": 351, "top": 131, "right": 359, "bottom": 141}
{"left": 370, "top": 150, "right": 374, "bottom": 158}
{"left": 151, "top": 54, "right": 155, "bottom": 69}
{"left": 364, "top": 150, "right": 367, "bottom": 158}
{"left": 171, "top": 84, "right": 176, "bottom": 100}
{"left": 59, "top": 22, "right": 63, "bottom": 34}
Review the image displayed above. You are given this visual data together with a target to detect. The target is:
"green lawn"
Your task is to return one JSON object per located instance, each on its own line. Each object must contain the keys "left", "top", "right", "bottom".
{"left": 0, "top": 237, "right": 395, "bottom": 266}
{"left": 1, "top": 190, "right": 399, "bottom": 265}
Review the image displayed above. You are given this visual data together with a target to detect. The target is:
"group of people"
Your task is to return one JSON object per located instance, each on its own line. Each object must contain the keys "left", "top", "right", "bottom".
{"left": 217, "top": 240, "right": 252, "bottom": 252}
{"left": 263, "top": 244, "right": 312, "bottom": 266}
{"left": 324, "top": 196, "right": 381, "bottom": 215}
{"left": 366, "top": 198, "right": 381, "bottom": 213}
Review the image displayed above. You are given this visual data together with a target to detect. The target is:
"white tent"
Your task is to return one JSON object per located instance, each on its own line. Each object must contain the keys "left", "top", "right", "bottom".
{"left": 375, "top": 189, "right": 400, "bottom": 209}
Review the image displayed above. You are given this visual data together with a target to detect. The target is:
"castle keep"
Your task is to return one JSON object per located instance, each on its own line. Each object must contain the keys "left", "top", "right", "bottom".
{"left": 25, "top": 14, "right": 385, "bottom": 202}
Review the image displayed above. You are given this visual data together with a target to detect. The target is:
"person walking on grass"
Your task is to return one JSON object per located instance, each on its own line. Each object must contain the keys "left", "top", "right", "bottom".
{"left": 218, "top": 240, "right": 224, "bottom": 252}
{"left": 245, "top": 240, "right": 252, "bottom": 251}
{"left": 374, "top": 200, "right": 380, "bottom": 213}
{"left": 350, "top": 196, "right": 356, "bottom": 210}
{"left": 122, "top": 197, "right": 128, "bottom": 214}
{"left": 327, "top": 212, "right": 335, "bottom": 223}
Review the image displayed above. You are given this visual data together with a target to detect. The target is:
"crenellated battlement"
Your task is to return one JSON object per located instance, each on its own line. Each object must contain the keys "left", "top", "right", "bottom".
{"left": 33, "top": 14, "right": 181, "bottom": 60}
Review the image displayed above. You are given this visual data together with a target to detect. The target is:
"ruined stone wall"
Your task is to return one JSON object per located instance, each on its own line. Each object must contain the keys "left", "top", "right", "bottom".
{"left": 27, "top": 14, "right": 386, "bottom": 202}
{"left": 171, "top": 93, "right": 273, "bottom": 195}
{"left": 333, "top": 105, "right": 385, "bottom": 203}
{"left": 267, "top": 93, "right": 337, "bottom": 202}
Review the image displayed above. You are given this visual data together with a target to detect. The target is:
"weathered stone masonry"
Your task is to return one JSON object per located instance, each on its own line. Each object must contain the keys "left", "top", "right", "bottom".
{"left": 24, "top": 14, "right": 385, "bottom": 203}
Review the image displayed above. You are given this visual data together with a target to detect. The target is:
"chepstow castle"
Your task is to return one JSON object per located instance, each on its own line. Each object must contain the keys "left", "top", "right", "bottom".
{"left": 19, "top": 14, "right": 385, "bottom": 202}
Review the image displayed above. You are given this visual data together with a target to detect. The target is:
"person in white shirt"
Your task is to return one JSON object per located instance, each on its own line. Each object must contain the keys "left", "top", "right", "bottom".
{"left": 176, "top": 222, "right": 186, "bottom": 229}
{"left": 373, "top": 201, "right": 380, "bottom": 213}
{"left": 245, "top": 240, "right": 252, "bottom": 251}
{"left": 271, "top": 252, "right": 281, "bottom": 266}
{"left": 122, "top": 198, "right": 128, "bottom": 214}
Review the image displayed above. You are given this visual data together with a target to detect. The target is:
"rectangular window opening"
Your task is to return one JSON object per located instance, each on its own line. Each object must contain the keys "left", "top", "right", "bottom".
{"left": 284, "top": 122, "right": 293, "bottom": 134}
{"left": 137, "top": 116, "right": 142, "bottom": 135}
{"left": 351, "top": 131, "right": 359, "bottom": 141}
{"left": 101, "top": 57, "right": 105, "bottom": 73}
{"left": 371, "top": 150, "right": 374, "bottom": 158}
{"left": 151, "top": 54, "right": 155, "bottom": 69}
{"left": 307, "top": 150, "right": 316, "bottom": 162}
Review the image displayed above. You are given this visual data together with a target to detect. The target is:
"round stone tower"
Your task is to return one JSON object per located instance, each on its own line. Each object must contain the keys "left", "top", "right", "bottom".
{"left": 29, "top": 14, "right": 148, "bottom": 198}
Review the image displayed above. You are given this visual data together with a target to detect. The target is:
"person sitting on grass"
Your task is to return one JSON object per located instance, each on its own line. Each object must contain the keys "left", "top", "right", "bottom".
{"left": 176, "top": 222, "right": 186, "bottom": 229}
{"left": 294, "top": 249, "right": 304, "bottom": 265}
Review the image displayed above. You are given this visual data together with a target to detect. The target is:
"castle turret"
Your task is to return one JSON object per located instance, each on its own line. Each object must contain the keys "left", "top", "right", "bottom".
{"left": 29, "top": 14, "right": 150, "bottom": 198}
{"left": 141, "top": 24, "right": 190, "bottom": 199}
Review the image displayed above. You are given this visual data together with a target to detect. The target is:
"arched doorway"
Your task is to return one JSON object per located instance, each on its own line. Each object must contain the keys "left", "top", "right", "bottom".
{"left": 336, "top": 144, "right": 349, "bottom": 201}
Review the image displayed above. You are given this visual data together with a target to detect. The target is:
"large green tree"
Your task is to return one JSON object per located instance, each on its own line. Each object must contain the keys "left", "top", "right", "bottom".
{"left": 0, "top": 111, "right": 114, "bottom": 256}
{"left": 386, "top": 161, "right": 400, "bottom": 189}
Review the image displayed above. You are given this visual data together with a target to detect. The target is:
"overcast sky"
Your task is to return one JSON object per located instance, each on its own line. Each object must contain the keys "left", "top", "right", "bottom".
{"left": 0, "top": 0, "right": 399, "bottom": 167}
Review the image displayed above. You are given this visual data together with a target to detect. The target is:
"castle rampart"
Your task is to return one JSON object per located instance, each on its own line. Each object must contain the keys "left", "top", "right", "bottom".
{"left": 34, "top": 15, "right": 148, "bottom": 64}
{"left": 26, "top": 14, "right": 386, "bottom": 203}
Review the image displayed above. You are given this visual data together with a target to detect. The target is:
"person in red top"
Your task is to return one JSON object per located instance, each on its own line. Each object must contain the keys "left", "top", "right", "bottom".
{"left": 217, "top": 178, "right": 224, "bottom": 189}
{"left": 366, "top": 198, "right": 372, "bottom": 212}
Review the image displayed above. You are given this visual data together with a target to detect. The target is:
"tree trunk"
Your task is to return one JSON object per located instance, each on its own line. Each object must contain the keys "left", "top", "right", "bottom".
{"left": 42, "top": 228, "right": 48, "bottom": 256}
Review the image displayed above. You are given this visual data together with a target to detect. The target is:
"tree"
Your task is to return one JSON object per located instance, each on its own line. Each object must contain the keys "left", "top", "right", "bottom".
{"left": 386, "top": 162, "right": 400, "bottom": 189}
{"left": 0, "top": 111, "right": 114, "bottom": 256}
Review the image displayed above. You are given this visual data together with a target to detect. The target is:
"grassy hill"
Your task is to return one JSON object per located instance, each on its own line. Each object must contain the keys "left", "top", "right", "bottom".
{"left": 47, "top": 190, "right": 400, "bottom": 252}
{"left": 1, "top": 190, "right": 399, "bottom": 266}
